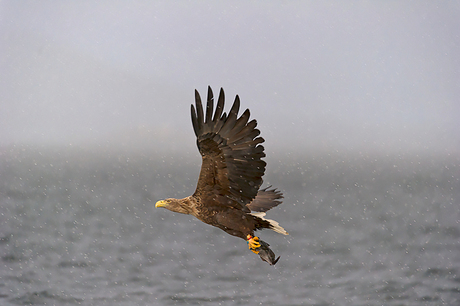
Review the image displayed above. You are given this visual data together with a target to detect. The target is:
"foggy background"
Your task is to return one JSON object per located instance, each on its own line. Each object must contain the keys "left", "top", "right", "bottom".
{"left": 2, "top": 2, "right": 460, "bottom": 304}
{"left": 1, "top": 1, "right": 459, "bottom": 155}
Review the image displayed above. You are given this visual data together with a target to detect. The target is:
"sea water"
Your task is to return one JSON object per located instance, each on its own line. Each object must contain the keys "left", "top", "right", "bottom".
{"left": 1, "top": 147, "right": 459, "bottom": 305}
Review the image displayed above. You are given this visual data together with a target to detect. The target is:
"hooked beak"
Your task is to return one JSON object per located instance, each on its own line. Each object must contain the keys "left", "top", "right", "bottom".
{"left": 155, "top": 200, "right": 167, "bottom": 208}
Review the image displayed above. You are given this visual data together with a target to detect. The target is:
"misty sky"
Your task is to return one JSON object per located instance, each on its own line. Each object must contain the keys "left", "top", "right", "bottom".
{"left": 1, "top": 1, "right": 459, "bottom": 155}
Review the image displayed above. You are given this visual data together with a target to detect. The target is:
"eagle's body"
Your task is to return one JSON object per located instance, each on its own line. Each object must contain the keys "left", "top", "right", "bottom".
{"left": 156, "top": 87, "right": 288, "bottom": 265}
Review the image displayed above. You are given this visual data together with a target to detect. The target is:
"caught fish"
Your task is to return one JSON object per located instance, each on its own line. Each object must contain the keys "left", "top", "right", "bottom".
{"left": 257, "top": 239, "right": 280, "bottom": 265}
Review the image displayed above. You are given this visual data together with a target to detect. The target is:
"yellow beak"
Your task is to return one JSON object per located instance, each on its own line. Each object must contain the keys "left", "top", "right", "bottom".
{"left": 155, "top": 200, "right": 166, "bottom": 208}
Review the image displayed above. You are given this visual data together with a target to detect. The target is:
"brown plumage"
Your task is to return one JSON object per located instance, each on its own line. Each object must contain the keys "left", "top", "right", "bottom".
{"left": 155, "top": 87, "right": 288, "bottom": 265}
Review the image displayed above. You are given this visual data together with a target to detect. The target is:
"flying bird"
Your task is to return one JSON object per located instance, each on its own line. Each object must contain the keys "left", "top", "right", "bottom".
{"left": 155, "top": 87, "right": 288, "bottom": 265}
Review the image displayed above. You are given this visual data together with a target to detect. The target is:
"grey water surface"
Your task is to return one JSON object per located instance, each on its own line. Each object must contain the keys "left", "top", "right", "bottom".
{"left": 1, "top": 147, "right": 459, "bottom": 305}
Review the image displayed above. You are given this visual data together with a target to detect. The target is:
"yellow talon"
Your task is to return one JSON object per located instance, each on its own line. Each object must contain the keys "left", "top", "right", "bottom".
{"left": 247, "top": 235, "right": 261, "bottom": 254}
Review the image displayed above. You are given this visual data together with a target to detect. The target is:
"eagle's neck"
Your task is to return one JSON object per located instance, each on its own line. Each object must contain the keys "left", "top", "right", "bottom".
{"left": 170, "top": 196, "right": 199, "bottom": 216}
{"left": 183, "top": 196, "right": 200, "bottom": 217}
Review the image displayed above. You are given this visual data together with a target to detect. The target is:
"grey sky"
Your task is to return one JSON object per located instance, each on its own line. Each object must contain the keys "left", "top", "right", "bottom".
{"left": 1, "top": 1, "right": 459, "bottom": 155}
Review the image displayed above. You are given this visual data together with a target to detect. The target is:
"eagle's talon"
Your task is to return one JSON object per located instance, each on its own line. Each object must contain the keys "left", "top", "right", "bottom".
{"left": 247, "top": 235, "right": 261, "bottom": 253}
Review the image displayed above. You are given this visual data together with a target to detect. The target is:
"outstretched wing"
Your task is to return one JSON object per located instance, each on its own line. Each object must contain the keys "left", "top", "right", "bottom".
{"left": 191, "top": 86, "right": 266, "bottom": 211}
{"left": 246, "top": 186, "right": 283, "bottom": 212}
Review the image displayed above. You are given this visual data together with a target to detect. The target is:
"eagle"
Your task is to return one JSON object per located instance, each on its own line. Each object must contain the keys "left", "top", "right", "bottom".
{"left": 155, "top": 87, "right": 288, "bottom": 265}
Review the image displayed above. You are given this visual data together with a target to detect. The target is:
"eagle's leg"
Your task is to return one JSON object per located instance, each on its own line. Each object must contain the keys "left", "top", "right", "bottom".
{"left": 247, "top": 235, "right": 261, "bottom": 254}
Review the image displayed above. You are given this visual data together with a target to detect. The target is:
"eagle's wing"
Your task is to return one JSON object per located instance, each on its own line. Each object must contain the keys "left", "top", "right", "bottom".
{"left": 246, "top": 186, "right": 283, "bottom": 212}
{"left": 191, "top": 87, "right": 266, "bottom": 212}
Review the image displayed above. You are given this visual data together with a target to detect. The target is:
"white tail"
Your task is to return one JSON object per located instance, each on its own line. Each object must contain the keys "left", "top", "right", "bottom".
{"left": 250, "top": 212, "right": 289, "bottom": 235}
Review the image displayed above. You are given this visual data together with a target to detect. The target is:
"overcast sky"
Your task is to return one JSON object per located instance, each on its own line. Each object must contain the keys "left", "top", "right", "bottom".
{"left": 1, "top": 1, "right": 459, "bottom": 155}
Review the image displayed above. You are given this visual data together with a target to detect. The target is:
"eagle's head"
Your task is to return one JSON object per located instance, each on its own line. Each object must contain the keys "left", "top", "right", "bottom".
{"left": 155, "top": 198, "right": 191, "bottom": 215}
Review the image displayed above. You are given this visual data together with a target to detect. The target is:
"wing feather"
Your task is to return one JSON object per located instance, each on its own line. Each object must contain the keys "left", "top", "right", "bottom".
{"left": 226, "top": 109, "right": 250, "bottom": 141}
{"left": 194, "top": 90, "right": 204, "bottom": 134}
{"left": 213, "top": 88, "right": 225, "bottom": 123}
{"left": 191, "top": 105, "right": 199, "bottom": 137}
{"left": 246, "top": 187, "right": 284, "bottom": 212}
{"left": 204, "top": 87, "right": 214, "bottom": 130}
{"left": 191, "top": 87, "right": 266, "bottom": 210}
{"left": 228, "top": 120, "right": 257, "bottom": 143}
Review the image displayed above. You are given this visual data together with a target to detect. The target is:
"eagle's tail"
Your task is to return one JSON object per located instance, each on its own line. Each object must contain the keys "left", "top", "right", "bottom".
{"left": 250, "top": 212, "right": 289, "bottom": 235}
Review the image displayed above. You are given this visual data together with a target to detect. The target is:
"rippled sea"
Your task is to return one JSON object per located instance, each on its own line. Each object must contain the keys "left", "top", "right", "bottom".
{"left": 1, "top": 146, "right": 459, "bottom": 305}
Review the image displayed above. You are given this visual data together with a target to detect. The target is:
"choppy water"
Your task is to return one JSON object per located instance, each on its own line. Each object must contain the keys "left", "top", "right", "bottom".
{"left": 1, "top": 146, "right": 459, "bottom": 305}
